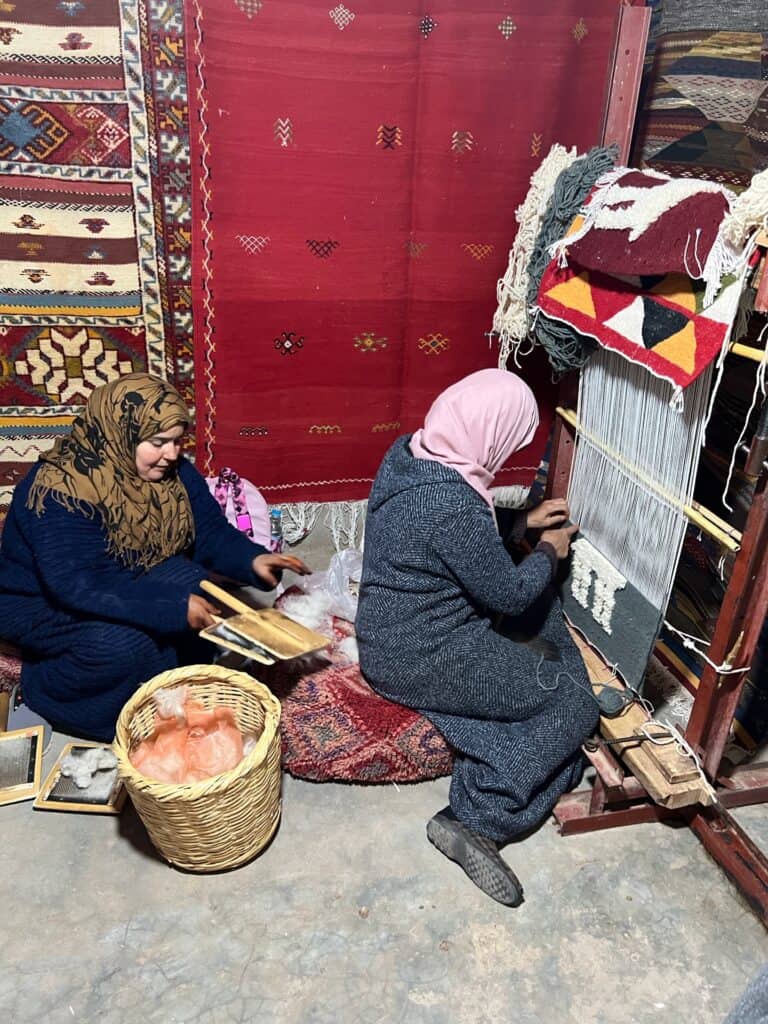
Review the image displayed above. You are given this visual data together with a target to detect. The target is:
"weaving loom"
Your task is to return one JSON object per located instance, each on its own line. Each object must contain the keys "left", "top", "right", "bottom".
{"left": 487, "top": 2, "right": 768, "bottom": 930}
{"left": 518, "top": 155, "right": 757, "bottom": 689}
{"left": 561, "top": 350, "right": 714, "bottom": 690}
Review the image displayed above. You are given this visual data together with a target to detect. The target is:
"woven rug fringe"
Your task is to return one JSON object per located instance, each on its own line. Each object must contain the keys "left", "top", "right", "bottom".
{"left": 490, "top": 485, "right": 530, "bottom": 509}
{"left": 492, "top": 144, "right": 579, "bottom": 365}
{"left": 281, "top": 500, "right": 367, "bottom": 551}
{"left": 524, "top": 145, "right": 619, "bottom": 375}
{"left": 280, "top": 486, "right": 530, "bottom": 550}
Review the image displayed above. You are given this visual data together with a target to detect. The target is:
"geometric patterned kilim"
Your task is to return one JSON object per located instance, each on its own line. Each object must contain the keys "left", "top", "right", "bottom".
{"left": 538, "top": 261, "right": 743, "bottom": 391}
{"left": 266, "top": 610, "right": 452, "bottom": 783}
{"left": 0, "top": 0, "right": 194, "bottom": 518}
{"left": 633, "top": 28, "right": 768, "bottom": 191}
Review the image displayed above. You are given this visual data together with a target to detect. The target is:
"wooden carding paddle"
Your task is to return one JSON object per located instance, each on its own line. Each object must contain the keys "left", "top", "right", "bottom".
{"left": 200, "top": 581, "right": 329, "bottom": 659}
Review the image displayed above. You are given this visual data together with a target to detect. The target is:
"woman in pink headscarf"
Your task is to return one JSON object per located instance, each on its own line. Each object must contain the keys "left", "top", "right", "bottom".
{"left": 356, "top": 368, "right": 598, "bottom": 908}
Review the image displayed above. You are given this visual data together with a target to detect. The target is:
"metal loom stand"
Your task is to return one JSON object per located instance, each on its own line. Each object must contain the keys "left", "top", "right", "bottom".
{"left": 543, "top": 0, "right": 768, "bottom": 926}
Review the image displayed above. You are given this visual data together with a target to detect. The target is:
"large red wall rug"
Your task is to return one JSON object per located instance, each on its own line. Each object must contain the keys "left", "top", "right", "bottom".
{"left": 185, "top": 0, "right": 623, "bottom": 503}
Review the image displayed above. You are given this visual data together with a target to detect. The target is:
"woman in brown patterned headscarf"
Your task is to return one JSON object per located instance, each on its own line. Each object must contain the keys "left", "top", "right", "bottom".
{"left": 0, "top": 373, "right": 308, "bottom": 741}
{"left": 28, "top": 373, "right": 195, "bottom": 570}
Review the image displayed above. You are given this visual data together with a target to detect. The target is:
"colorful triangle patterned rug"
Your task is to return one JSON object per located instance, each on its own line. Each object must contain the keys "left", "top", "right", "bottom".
{"left": 537, "top": 261, "right": 742, "bottom": 390}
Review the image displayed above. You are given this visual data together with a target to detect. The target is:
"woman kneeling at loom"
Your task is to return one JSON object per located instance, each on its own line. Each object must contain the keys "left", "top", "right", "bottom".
{"left": 356, "top": 369, "right": 598, "bottom": 907}
{"left": 0, "top": 373, "right": 308, "bottom": 741}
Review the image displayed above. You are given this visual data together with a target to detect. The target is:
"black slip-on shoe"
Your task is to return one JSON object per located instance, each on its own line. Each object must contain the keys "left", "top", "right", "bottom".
{"left": 426, "top": 809, "right": 524, "bottom": 908}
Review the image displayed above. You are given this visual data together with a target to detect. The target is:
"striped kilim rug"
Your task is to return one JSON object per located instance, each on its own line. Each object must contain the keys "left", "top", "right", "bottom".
{"left": 633, "top": 27, "right": 768, "bottom": 190}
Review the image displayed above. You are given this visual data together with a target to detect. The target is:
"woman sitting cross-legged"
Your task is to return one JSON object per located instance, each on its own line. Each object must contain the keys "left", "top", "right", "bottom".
{"left": 0, "top": 373, "right": 307, "bottom": 742}
{"left": 355, "top": 368, "right": 598, "bottom": 907}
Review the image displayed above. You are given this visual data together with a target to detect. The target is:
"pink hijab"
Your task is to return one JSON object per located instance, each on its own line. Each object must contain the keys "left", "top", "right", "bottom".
{"left": 409, "top": 368, "right": 539, "bottom": 515}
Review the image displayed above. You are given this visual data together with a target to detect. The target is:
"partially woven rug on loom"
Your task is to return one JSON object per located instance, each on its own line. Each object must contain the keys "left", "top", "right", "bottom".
{"left": 0, "top": 0, "right": 194, "bottom": 521}
{"left": 261, "top": 617, "right": 452, "bottom": 784}
{"left": 537, "top": 263, "right": 742, "bottom": 391}
{"left": 563, "top": 570, "right": 664, "bottom": 693}
{"left": 184, "top": 0, "right": 625, "bottom": 504}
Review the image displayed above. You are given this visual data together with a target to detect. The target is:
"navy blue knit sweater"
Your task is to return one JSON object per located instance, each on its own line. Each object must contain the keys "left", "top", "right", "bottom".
{"left": 0, "top": 458, "right": 271, "bottom": 739}
{"left": 0, "top": 457, "right": 270, "bottom": 632}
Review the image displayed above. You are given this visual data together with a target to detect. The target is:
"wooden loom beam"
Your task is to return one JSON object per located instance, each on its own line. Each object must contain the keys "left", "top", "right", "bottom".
{"left": 555, "top": 406, "right": 743, "bottom": 551}
{"left": 731, "top": 342, "right": 767, "bottom": 364}
{"left": 599, "top": 2, "right": 651, "bottom": 164}
{"left": 572, "top": 629, "right": 713, "bottom": 805}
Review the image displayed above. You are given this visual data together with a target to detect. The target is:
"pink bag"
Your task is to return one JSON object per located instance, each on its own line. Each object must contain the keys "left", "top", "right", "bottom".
{"left": 206, "top": 467, "right": 271, "bottom": 547}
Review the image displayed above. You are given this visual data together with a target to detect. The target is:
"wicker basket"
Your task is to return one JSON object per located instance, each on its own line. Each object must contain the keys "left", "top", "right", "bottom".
{"left": 113, "top": 664, "right": 281, "bottom": 872}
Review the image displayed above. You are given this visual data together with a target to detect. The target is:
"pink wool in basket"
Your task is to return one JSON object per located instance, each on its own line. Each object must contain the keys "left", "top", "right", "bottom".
{"left": 130, "top": 699, "right": 245, "bottom": 784}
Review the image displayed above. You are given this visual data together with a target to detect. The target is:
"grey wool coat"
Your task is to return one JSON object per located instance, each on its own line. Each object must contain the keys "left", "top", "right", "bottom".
{"left": 356, "top": 436, "right": 599, "bottom": 842}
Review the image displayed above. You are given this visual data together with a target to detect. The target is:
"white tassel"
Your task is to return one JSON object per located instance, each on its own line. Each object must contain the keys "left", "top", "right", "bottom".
{"left": 280, "top": 502, "right": 322, "bottom": 545}
{"left": 492, "top": 143, "right": 579, "bottom": 364}
{"left": 491, "top": 485, "right": 531, "bottom": 509}
{"left": 280, "top": 500, "right": 368, "bottom": 552}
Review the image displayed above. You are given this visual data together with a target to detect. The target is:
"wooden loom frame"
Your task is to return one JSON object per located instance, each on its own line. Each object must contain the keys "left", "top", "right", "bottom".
{"left": 548, "top": 0, "right": 768, "bottom": 926}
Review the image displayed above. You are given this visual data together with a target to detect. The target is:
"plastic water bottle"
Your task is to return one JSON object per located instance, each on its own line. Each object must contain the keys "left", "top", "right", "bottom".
{"left": 269, "top": 508, "right": 283, "bottom": 553}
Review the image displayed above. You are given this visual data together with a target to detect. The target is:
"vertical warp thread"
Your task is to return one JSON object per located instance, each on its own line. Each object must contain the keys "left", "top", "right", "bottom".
{"left": 567, "top": 350, "right": 712, "bottom": 609}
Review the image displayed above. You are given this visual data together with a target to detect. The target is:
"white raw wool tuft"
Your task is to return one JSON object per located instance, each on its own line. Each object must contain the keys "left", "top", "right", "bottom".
{"left": 279, "top": 590, "right": 334, "bottom": 636}
{"left": 721, "top": 166, "right": 768, "bottom": 251}
{"left": 153, "top": 686, "right": 189, "bottom": 722}
{"left": 337, "top": 635, "right": 360, "bottom": 664}
{"left": 60, "top": 747, "right": 118, "bottom": 789}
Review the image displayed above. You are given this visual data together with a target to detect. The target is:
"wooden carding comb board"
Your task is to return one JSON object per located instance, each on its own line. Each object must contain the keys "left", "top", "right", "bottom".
{"left": 200, "top": 581, "right": 330, "bottom": 660}
{"left": 0, "top": 725, "right": 44, "bottom": 806}
{"left": 255, "top": 607, "right": 330, "bottom": 651}
{"left": 34, "top": 742, "right": 127, "bottom": 815}
{"left": 206, "top": 612, "right": 317, "bottom": 660}
{"left": 198, "top": 618, "right": 277, "bottom": 665}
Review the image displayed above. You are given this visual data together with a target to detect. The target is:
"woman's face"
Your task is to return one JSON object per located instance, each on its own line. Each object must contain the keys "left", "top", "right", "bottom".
{"left": 134, "top": 424, "right": 185, "bottom": 481}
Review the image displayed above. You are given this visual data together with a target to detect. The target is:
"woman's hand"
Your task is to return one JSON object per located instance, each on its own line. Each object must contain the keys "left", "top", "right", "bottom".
{"left": 253, "top": 553, "right": 311, "bottom": 589}
{"left": 526, "top": 498, "right": 569, "bottom": 531}
{"left": 187, "top": 594, "right": 220, "bottom": 630}
{"left": 540, "top": 523, "right": 579, "bottom": 560}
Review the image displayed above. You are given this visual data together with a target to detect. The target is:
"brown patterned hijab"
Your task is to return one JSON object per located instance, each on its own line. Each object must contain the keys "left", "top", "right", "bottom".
{"left": 27, "top": 373, "right": 194, "bottom": 570}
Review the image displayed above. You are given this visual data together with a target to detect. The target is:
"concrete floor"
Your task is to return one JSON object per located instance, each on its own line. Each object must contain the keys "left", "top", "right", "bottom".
{"left": 2, "top": 751, "right": 768, "bottom": 1024}
{"left": 2, "top": 523, "right": 768, "bottom": 1023}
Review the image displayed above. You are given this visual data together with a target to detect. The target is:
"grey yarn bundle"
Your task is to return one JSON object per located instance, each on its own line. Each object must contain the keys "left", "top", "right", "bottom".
{"left": 526, "top": 145, "right": 618, "bottom": 375}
